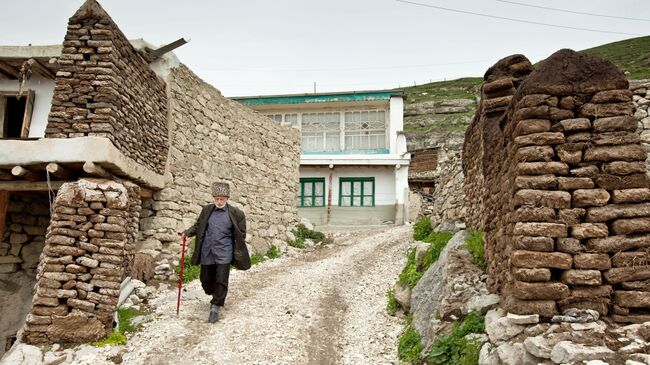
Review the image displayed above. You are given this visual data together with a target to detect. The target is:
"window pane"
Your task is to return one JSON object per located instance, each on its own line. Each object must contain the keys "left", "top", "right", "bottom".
{"left": 315, "top": 182, "right": 324, "bottom": 196}
{"left": 304, "top": 183, "right": 312, "bottom": 195}
{"left": 341, "top": 182, "right": 351, "bottom": 195}
{"left": 285, "top": 114, "right": 298, "bottom": 126}
{"left": 353, "top": 197, "right": 361, "bottom": 206}
{"left": 341, "top": 197, "right": 351, "bottom": 206}
{"left": 303, "top": 197, "right": 312, "bottom": 207}
{"left": 363, "top": 181, "right": 373, "bottom": 196}
{"left": 363, "top": 197, "right": 373, "bottom": 206}
{"left": 314, "top": 197, "right": 324, "bottom": 206}
{"left": 353, "top": 181, "right": 362, "bottom": 195}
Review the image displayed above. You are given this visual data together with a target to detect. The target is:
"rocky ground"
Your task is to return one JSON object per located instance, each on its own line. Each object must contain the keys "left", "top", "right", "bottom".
{"left": 9, "top": 225, "right": 412, "bottom": 365}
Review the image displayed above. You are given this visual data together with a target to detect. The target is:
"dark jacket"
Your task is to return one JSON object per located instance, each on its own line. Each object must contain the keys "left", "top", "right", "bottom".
{"left": 183, "top": 203, "right": 251, "bottom": 270}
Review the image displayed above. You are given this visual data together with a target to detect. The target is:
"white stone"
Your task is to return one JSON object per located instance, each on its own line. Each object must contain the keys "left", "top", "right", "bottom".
{"left": 586, "top": 361, "right": 609, "bottom": 365}
{"left": 523, "top": 336, "right": 554, "bottom": 359}
{"left": 0, "top": 343, "right": 43, "bottom": 365}
{"left": 479, "top": 342, "right": 499, "bottom": 365}
{"left": 486, "top": 316, "right": 525, "bottom": 344}
{"left": 550, "top": 341, "right": 614, "bottom": 364}
{"left": 628, "top": 353, "right": 650, "bottom": 364}
{"left": 464, "top": 294, "right": 500, "bottom": 315}
{"left": 626, "top": 361, "right": 645, "bottom": 365}
{"left": 496, "top": 342, "right": 540, "bottom": 365}
{"left": 506, "top": 312, "right": 539, "bottom": 324}
{"left": 570, "top": 321, "right": 606, "bottom": 332}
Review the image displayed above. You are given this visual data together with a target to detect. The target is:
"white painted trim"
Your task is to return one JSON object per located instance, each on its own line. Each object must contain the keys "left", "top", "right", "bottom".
{"left": 0, "top": 137, "right": 165, "bottom": 189}
{"left": 300, "top": 154, "right": 410, "bottom": 166}
{"left": 389, "top": 96, "right": 404, "bottom": 154}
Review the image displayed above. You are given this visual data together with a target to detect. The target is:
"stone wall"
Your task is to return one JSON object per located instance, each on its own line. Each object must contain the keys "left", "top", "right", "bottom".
{"left": 22, "top": 179, "right": 141, "bottom": 344}
{"left": 138, "top": 65, "right": 300, "bottom": 279}
{"left": 463, "top": 49, "right": 650, "bottom": 322}
{"left": 44, "top": 0, "right": 168, "bottom": 174}
{"left": 424, "top": 152, "right": 466, "bottom": 229}
{"left": 632, "top": 80, "right": 650, "bottom": 169}
{"left": 0, "top": 193, "right": 50, "bottom": 357}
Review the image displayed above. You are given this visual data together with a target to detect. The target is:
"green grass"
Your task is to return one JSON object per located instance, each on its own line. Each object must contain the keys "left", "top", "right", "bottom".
{"left": 427, "top": 311, "right": 486, "bottom": 365}
{"left": 289, "top": 224, "right": 326, "bottom": 248}
{"left": 400, "top": 231, "right": 454, "bottom": 289}
{"left": 401, "top": 77, "right": 482, "bottom": 105}
{"left": 464, "top": 230, "right": 486, "bottom": 270}
{"left": 386, "top": 288, "right": 400, "bottom": 316}
{"left": 580, "top": 36, "right": 650, "bottom": 79}
{"left": 398, "top": 316, "right": 424, "bottom": 364}
{"left": 413, "top": 217, "right": 433, "bottom": 241}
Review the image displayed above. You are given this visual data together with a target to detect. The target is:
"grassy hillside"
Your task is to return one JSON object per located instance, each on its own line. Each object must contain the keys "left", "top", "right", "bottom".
{"left": 401, "top": 36, "right": 650, "bottom": 149}
{"left": 580, "top": 35, "right": 650, "bottom": 79}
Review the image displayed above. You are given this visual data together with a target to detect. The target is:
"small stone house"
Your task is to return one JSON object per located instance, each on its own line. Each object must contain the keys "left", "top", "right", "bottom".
{"left": 235, "top": 91, "right": 411, "bottom": 226}
{"left": 0, "top": 0, "right": 299, "bottom": 351}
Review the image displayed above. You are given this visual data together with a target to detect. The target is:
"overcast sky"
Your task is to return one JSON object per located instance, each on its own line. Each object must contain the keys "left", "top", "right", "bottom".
{"left": 1, "top": 0, "right": 649, "bottom": 96}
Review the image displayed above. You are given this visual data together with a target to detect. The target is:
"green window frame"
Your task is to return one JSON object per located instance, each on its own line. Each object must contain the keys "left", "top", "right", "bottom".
{"left": 339, "top": 177, "right": 375, "bottom": 207}
{"left": 299, "top": 178, "right": 325, "bottom": 208}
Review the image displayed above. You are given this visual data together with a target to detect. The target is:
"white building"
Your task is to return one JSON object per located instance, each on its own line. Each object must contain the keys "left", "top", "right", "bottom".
{"left": 234, "top": 90, "right": 411, "bottom": 226}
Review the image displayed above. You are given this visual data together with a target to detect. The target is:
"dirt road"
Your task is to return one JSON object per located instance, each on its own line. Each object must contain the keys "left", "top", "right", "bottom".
{"left": 76, "top": 225, "right": 412, "bottom": 365}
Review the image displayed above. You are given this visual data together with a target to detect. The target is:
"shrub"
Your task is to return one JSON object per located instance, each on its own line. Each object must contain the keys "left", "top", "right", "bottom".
{"left": 421, "top": 231, "right": 454, "bottom": 269}
{"left": 386, "top": 288, "right": 400, "bottom": 316}
{"left": 413, "top": 217, "right": 433, "bottom": 241}
{"left": 173, "top": 238, "right": 201, "bottom": 282}
{"left": 464, "top": 230, "right": 486, "bottom": 269}
{"left": 266, "top": 245, "right": 281, "bottom": 259}
{"left": 398, "top": 248, "right": 423, "bottom": 289}
{"left": 427, "top": 311, "right": 485, "bottom": 365}
{"left": 292, "top": 224, "right": 325, "bottom": 243}
{"left": 398, "top": 316, "right": 424, "bottom": 364}
{"left": 288, "top": 238, "right": 305, "bottom": 249}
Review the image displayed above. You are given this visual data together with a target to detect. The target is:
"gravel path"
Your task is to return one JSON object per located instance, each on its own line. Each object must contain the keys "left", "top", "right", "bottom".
{"left": 72, "top": 225, "right": 411, "bottom": 365}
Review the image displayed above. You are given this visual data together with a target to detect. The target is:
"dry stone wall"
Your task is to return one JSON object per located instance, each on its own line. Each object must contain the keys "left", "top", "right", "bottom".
{"left": 425, "top": 152, "right": 466, "bottom": 229}
{"left": 138, "top": 65, "right": 300, "bottom": 279}
{"left": 464, "top": 49, "right": 650, "bottom": 323}
{"left": 22, "top": 179, "right": 141, "bottom": 345}
{"left": 44, "top": 0, "right": 168, "bottom": 174}
{"left": 633, "top": 80, "right": 650, "bottom": 169}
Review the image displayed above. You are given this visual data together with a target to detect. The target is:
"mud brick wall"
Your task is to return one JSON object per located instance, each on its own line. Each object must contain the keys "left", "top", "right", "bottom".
{"left": 44, "top": 0, "right": 168, "bottom": 174}
{"left": 464, "top": 49, "right": 650, "bottom": 322}
{"left": 0, "top": 193, "right": 50, "bottom": 273}
{"left": 22, "top": 179, "right": 141, "bottom": 345}
{"left": 137, "top": 65, "right": 301, "bottom": 279}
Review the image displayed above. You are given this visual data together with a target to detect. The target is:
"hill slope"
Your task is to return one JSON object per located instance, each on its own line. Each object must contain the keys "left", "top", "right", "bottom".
{"left": 401, "top": 35, "right": 650, "bottom": 151}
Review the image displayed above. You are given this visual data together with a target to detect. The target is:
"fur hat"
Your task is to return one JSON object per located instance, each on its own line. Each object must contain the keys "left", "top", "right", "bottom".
{"left": 211, "top": 182, "right": 230, "bottom": 197}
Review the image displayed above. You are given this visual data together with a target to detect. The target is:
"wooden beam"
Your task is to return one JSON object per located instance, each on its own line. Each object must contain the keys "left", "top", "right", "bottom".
{"left": 0, "top": 191, "right": 8, "bottom": 239}
{"left": 83, "top": 161, "right": 111, "bottom": 178}
{"left": 0, "top": 61, "right": 18, "bottom": 79}
{"left": 46, "top": 163, "right": 75, "bottom": 180}
{"left": 30, "top": 58, "right": 56, "bottom": 79}
{"left": 0, "top": 169, "right": 13, "bottom": 181}
{"left": 11, "top": 165, "right": 42, "bottom": 182}
{"left": 0, "top": 180, "right": 66, "bottom": 191}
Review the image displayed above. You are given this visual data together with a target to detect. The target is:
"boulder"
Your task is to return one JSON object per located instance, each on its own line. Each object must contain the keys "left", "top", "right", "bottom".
{"left": 411, "top": 231, "right": 485, "bottom": 345}
{"left": 550, "top": 341, "right": 614, "bottom": 364}
{"left": 486, "top": 316, "right": 525, "bottom": 344}
{"left": 496, "top": 342, "right": 542, "bottom": 365}
{"left": 0, "top": 343, "right": 42, "bottom": 365}
{"left": 393, "top": 282, "right": 411, "bottom": 312}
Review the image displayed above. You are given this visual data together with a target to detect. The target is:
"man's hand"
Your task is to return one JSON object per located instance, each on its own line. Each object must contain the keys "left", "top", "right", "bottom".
{"left": 180, "top": 233, "right": 188, "bottom": 241}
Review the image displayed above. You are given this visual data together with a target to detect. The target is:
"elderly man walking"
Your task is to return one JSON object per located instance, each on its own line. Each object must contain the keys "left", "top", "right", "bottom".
{"left": 181, "top": 182, "right": 251, "bottom": 323}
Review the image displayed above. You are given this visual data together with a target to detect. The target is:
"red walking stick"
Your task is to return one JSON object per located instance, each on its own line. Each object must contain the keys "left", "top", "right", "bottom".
{"left": 176, "top": 236, "right": 188, "bottom": 316}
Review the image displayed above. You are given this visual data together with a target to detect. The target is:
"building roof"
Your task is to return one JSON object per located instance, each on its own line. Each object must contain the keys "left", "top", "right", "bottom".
{"left": 0, "top": 45, "right": 62, "bottom": 80}
{"left": 232, "top": 89, "right": 403, "bottom": 106}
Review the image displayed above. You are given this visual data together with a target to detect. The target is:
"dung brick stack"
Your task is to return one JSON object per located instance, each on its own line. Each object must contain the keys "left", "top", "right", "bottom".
{"left": 464, "top": 49, "right": 650, "bottom": 323}
{"left": 44, "top": 0, "right": 168, "bottom": 174}
{"left": 463, "top": 54, "right": 533, "bottom": 291}
{"left": 22, "top": 179, "right": 141, "bottom": 344}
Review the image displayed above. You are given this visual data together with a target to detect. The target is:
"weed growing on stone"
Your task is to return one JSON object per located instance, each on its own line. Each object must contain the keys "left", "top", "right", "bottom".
{"left": 413, "top": 217, "right": 433, "bottom": 241}
{"left": 427, "top": 311, "right": 485, "bottom": 365}
{"left": 91, "top": 331, "right": 127, "bottom": 347}
{"left": 398, "top": 315, "right": 424, "bottom": 364}
{"left": 422, "top": 231, "right": 454, "bottom": 268}
{"left": 398, "top": 248, "right": 423, "bottom": 289}
{"left": 386, "top": 288, "right": 400, "bottom": 316}
{"left": 118, "top": 307, "right": 148, "bottom": 334}
{"left": 251, "top": 245, "right": 281, "bottom": 265}
{"left": 289, "top": 224, "right": 325, "bottom": 248}
{"left": 464, "top": 230, "right": 485, "bottom": 269}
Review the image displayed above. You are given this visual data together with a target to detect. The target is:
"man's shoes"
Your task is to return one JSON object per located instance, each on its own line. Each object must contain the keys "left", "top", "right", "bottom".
{"left": 208, "top": 304, "right": 219, "bottom": 323}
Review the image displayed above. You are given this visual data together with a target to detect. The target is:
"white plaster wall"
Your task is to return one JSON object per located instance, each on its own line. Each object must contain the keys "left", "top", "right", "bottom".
{"left": 300, "top": 165, "right": 396, "bottom": 205}
{"left": 0, "top": 77, "right": 54, "bottom": 138}
{"left": 389, "top": 95, "right": 404, "bottom": 154}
